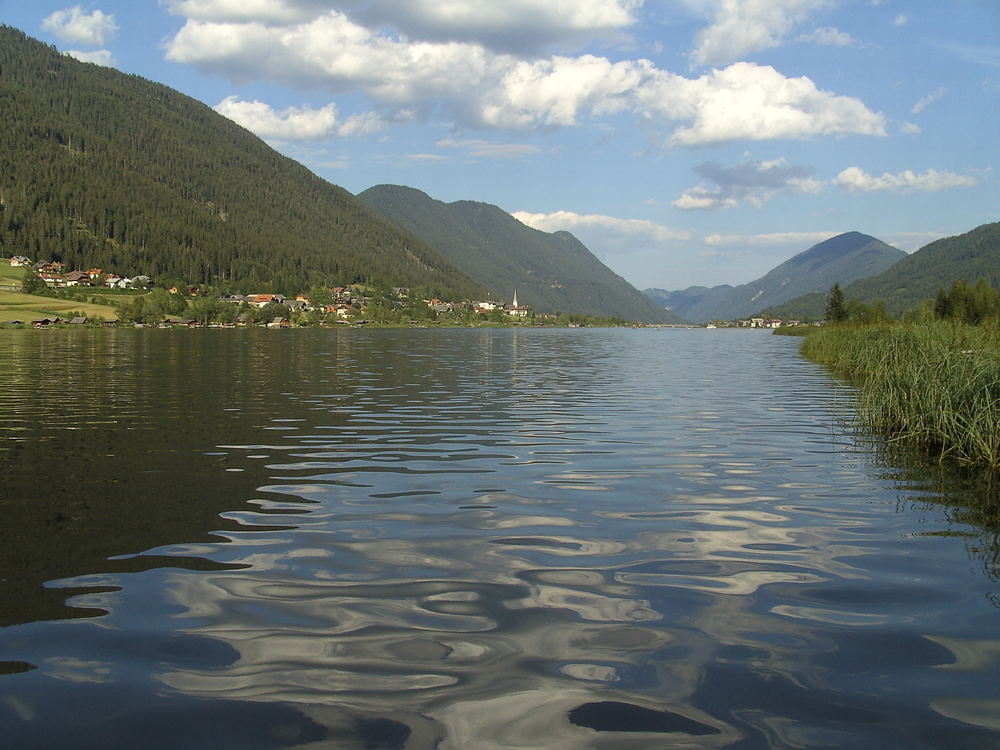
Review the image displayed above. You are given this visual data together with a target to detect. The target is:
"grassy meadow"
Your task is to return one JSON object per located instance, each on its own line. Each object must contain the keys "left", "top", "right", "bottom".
{"left": 799, "top": 321, "right": 1000, "bottom": 471}
{"left": 0, "top": 267, "right": 120, "bottom": 321}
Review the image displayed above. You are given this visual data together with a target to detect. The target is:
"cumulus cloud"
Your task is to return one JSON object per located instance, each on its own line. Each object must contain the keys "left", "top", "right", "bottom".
{"left": 834, "top": 166, "right": 979, "bottom": 193}
{"left": 638, "top": 63, "right": 886, "bottom": 146}
{"left": 163, "top": 0, "right": 329, "bottom": 24}
{"left": 911, "top": 87, "right": 946, "bottom": 114}
{"left": 42, "top": 5, "right": 119, "bottom": 46}
{"left": 214, "top": 96, "right": 384, "bottom": 139}
{"left": 691, "top": 0, "right": 833, "bottom": 67}
{"left": 164, "top": 0, "right": 642, "bottom": 54}
{"left": 64, "top": 49, "right": 117, "bottom": 67}
{"left": 673, "top": 157, "right": 821, "bottom": 210}
{"left": 512, "top": 210, "right": 692, "bottom": 245}
{"left": 350, "top": 0, "right": 642, "bottom": 55}
{"left": 163, "top": 7, "right": 884, "bottom": 145}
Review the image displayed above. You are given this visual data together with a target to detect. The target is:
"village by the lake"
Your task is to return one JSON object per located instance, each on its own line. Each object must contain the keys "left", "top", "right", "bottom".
{"left": 2, "top": 255, "right": 797, "bottom": 330}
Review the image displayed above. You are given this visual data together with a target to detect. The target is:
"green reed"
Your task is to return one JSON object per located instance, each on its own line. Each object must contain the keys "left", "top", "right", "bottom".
{"left": 800, "top": 321, "right": 1000, "bottom": 470}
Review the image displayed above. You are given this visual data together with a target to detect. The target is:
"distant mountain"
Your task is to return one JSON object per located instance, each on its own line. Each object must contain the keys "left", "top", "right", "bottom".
{"left": 0, "top": 26, "right": 483, "bottom": 298}
{"left": 645, "top": 232, "right": 905, "bottom": 322}
{"left": 358, "top": 185, "right": 681, "bottom": 323}
{"left": 843, "top": 222, "right": 1000, "bottom": 314}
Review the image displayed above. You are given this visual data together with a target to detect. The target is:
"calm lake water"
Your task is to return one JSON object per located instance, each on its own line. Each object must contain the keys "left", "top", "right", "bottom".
{"left": 1, "top": 327, "right": 998, "bottom": 749}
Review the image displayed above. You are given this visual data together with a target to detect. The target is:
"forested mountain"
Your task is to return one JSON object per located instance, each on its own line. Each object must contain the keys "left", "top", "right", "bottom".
{"left": 842, "top": 222, "right": 1000, "bottom": 314}
{"left": 358, "top": 184, "right": 680, "bottom": 323}
{"left": 644, "top": 232, "right": 905, "bottom": 322}
{"left": 758, "top": 222, "right": 1000, "bottom": 320}
{"left": 0, "top": 27, "right": 483, "bottom": 297}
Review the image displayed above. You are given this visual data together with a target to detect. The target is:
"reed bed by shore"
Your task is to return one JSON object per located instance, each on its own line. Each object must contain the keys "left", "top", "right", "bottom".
{"left": 800, "top": 321, "right": 1000, "bottom": 471}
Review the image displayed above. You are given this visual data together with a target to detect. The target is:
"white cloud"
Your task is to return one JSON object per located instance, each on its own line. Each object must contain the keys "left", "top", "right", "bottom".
{"left": 164, "top": 11, "right": 884, "bottom": 145}
{"left": 673, "top": 157, "right": 821, "bottom": 211}
{"left": 911, "top": 87, "right": 946, "bottom": 115}
{"left": 703, "top": 230, "right": 840, "bottom": 246}
{"left": 436, "top": 139, "right": 543, "bottom": 159}
{"left": 639, "top": 62, "right": 886, "bottom": 146}
{"left": 405, "top": 153, "right": 448, "bottom": 161}
{"left": 164, "top": 0, "right": 642, "bottom": 54}
{"left": 834, "top": 166, "right": 979, "bottom": 193}
{"left": 163, "top": 0, "right": 326, "bottom": 23}
{"left": 42, "top": 5, "right": 119, "bottom": 46}
{"left": 899, "top": 121, "right": 921, "bottom": 134}
{"left": 350, "top": 0, "right": 643, "bottom": 55}
{"left": 893, "top": 13, "right": 908, "bottom": 26}
{"left": 798, "top": 26, "right": 854, "bottom": 46}
{"left": 512, "top": 210, "right": 692, "bottom": 245}
{"left": 64, "top": 49, "right": 117, "bottom": 67}
{"left": 691, "top": 0, "right": 834, "bottom": 67}
{"left": 213, "top": 96, "right": 384, "bottom": 140}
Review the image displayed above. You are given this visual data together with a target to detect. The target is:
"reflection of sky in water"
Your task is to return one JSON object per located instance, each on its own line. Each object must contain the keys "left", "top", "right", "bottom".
{"left": 3, "top": 329, "right": 1000, "bottom": 748}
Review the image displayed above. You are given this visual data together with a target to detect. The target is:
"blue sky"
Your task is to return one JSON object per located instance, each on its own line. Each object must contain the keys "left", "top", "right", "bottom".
{"left": 2, "top": 1, "right": 997, "bottom": 289}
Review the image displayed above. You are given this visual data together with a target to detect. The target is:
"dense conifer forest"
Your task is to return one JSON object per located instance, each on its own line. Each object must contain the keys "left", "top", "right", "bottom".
{"left": 0, "top": 27, "right": 484, "bottom": 298}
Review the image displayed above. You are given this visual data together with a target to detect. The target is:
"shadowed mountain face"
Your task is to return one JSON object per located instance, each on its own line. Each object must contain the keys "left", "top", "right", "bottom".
{"left": 645, "top": 232, "right": 906, "bottom": 322}
{"left": 358, "top": 184, "right": 682, "bottom": 323}
{"left": 0, "top": 26, "right": 483, "bottom": 298}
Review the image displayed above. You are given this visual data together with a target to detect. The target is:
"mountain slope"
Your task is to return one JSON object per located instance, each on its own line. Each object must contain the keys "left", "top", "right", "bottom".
{"left": 0, "top": 26, "right": 483, "bottom": 297}
{"left": 645, "top": 232, "right": 905, "bottom": 322}
{"left": 358, "top": 184, "right": 680, "bottom": 323}
{"left": 843, "top": 222, "right": 1000, "bottom": 314}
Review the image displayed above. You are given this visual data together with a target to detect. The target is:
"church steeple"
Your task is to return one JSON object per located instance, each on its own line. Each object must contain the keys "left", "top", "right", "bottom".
{"left": 512, "top": 289, "right": 518, "bottom": 308}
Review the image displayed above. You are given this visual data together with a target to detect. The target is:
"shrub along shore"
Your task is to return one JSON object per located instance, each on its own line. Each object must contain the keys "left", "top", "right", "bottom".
{"left": 798, "top": 322, "right": 1000, "bottom": 471}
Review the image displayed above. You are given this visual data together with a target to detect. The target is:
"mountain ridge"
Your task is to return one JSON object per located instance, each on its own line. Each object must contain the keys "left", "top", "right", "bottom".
{"left": 0, "top": 26, "right": 484, "bottom": 298}
{"left": 358, "top": 184, "right": 680, "bottom": 323}
{"left": 645, "top": 232, "right": 906, "bottom": 322}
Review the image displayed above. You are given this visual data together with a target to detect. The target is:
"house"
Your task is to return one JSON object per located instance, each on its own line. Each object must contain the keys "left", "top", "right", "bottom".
{"left": 267, "top": 317, "right": 291, "bottom": 328}
{"left": 33, "top": 260, "right": 64, "bottom": 273}
{"left": 31, "top": 318, "right": 61, "bottom": 328}
{"left": 64, "top": 270, "right": 92, "bottom": 286}
{"left": 68, "top": 316, "right": 90, "bottom": 325}
{"left": 286, "top": 299, "right": 308, "bottom": 312}
{"left": 247, "top": 293, "right": 286, "bottom": 307}
{"left": 474, "top": 301, "right": 499, "bottom": 313}
{"left": 104, "top": 274, "right": 130, "bottom": 289}
{"left": 8, "top": 256, "right": 30, "bottom": 267}
{"left": 86, "top": 268, "right": 103, "bottom": 279}
{"left": 39, "top": 272, "right": 64, "bottom": 287}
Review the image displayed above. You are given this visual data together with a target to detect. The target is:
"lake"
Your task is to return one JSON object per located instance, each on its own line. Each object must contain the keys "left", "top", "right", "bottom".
{"left": 1, "top": 327, "right": 998, "bottom": 749}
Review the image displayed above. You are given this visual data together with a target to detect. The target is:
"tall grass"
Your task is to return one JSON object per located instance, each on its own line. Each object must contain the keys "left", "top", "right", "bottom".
{"left": 800, "top": 321, "right": 1000, "bottom": 470}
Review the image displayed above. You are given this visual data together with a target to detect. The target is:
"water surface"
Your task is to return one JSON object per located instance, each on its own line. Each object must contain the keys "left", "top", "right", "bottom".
{"left": 1, "top": 327, "right": 998, "bottom": 749}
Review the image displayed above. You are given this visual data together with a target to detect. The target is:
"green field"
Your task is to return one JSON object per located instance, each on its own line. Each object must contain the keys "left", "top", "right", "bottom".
{"left": 0, "top": 289, "right": 120, "bottom": 322}
{"left": 0, "top": 263, "right": 122, "bottom": 321}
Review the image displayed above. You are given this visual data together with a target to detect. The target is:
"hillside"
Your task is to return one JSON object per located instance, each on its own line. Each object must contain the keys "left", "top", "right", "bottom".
{"left": 358, "top": 185, "right": 680, "bottom": 323}
{"left": 843, "top": 222, "right": 1000, "bottom": 314}
{"left": 0, "top": 27, "right": 483, "bottom": 298}
{"left": 645, "top": 232, "right": 905, "bottom": 322}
